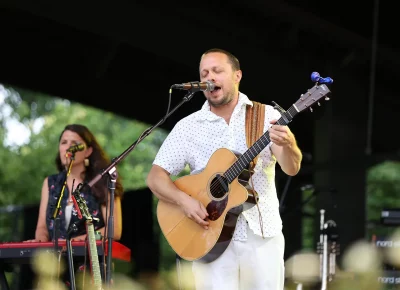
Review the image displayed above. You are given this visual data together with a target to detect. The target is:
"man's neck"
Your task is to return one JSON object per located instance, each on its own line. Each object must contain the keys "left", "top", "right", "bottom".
{"left": 210, "top": 93, "right": 240, "bottom": 124}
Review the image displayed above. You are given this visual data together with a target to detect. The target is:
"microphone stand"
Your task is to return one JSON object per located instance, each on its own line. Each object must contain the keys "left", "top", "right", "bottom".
{"left": 65, "top": 221, "right": 82, "bottom": 290}
{"left": 51, "top": 152, "right": 76, "bottom": 289}
{"left": 317, "top": 210, "right": 340, "bottom": 290}
{"left": 105, "top": 166, "right": 117, "bottom": 285}
{"left": 72, "top": 90, "right": 197, "bottom": 286}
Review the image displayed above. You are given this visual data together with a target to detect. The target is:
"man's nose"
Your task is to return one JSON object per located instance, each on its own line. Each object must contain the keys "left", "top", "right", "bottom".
{"left": 207, "top": 75, "right": 216, "bottom": 82}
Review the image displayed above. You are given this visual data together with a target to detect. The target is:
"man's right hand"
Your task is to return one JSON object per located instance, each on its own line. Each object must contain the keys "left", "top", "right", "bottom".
{"left": 179, "top": 194, "right": 209, "bottom": 230}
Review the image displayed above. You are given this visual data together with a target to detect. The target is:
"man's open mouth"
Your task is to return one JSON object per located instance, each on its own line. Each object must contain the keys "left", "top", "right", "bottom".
{"left": 212, "top": 86, "right": 221, "bottom": 92}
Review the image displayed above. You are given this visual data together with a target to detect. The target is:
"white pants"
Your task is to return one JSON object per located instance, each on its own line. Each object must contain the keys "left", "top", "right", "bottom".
{"left": 192, "top": 226, "right": 285, "bottom": 290}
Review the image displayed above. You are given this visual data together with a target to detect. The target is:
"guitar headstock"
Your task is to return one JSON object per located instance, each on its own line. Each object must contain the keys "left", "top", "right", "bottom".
{"left": 72, "top": 186, "right": 92, "bottom": 221}
{"left": 294, "top": 83, "right": 331, "bottom": 113}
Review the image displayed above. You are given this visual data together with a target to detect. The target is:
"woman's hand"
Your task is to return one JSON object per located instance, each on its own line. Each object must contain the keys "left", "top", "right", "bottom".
{"left": 24, "top": 239, "right": 45, "bottom": 242}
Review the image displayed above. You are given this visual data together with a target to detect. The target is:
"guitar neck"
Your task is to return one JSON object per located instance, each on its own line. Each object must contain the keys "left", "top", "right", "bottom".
{"left": 86, "top": 221, "right": 103, "bottom": 289}
{"left": 225, "top": 105, "right": 299, "bottom": 183}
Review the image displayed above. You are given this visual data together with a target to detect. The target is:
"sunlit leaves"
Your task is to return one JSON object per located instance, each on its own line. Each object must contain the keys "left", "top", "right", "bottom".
{"left": 0, "top": 85, "right": 169, "bottom": 208}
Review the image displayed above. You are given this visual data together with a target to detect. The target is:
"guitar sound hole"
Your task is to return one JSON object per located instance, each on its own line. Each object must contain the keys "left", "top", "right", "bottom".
{"left": 210, "top": 174, "right": 228, "bottom": 199}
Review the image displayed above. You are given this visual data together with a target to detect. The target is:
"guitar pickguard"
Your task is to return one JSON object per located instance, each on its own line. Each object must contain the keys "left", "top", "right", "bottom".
{"left": 205, "top": 153, "right": 258, "bottom": 222}
{"left": 198, "top": 154, "right": 260, "bottom": 263}
{"left": 206, "top": 197, "right": 228, "bottom": 221}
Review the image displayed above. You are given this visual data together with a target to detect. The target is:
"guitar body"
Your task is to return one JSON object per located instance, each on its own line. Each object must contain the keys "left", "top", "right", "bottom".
{"left": 157, "top": 81, "right": 332, "bottom": 263}
{"left": 157, "top": 148, "right": 256, "bottom": 263}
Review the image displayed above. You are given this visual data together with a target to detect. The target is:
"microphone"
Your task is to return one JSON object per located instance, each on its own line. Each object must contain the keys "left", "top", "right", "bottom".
{"left": 66, "top": 143, "right": 86, "bottom": 153}
{"left": 171, "top": 81, "right": 215, "bottom": 92}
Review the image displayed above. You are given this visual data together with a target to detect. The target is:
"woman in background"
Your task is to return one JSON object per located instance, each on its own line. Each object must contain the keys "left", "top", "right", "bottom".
{"left": 23, "top": 124, "right": 124, "bottom": 288}
{"left": 29, "top": 123, "right": 124, "bottom": 242}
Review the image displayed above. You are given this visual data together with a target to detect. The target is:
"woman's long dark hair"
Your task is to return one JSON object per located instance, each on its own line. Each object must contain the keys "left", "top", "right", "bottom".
{"left": 55, "top": 124, "right": 124, "bottom": 203}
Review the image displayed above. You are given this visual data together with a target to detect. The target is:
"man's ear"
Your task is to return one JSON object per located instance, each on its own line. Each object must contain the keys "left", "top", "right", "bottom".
{"left": 235, "top": 70, "right": 242, "bottom": 83}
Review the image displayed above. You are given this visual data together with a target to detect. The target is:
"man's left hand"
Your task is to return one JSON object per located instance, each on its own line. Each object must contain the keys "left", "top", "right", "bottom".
{"left": 268, "top": 119, "right": 294, "bottom": 147}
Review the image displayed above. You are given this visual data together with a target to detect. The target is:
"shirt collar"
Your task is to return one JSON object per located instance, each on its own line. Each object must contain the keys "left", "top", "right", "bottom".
{"left": 196, "top": 92, "right": 253, "bottom": 121}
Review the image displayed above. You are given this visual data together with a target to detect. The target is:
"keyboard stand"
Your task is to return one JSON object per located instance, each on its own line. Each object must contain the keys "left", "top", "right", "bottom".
{"left": 0, "top": 263, "right": 10, "bottom": 290}
{"left": 0, "top": 240, "right": 130, "bottom": 289}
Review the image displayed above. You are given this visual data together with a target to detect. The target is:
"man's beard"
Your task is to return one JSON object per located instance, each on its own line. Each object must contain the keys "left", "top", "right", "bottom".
{"left": 208, "top": 90, "right": 234, "bottom": 108}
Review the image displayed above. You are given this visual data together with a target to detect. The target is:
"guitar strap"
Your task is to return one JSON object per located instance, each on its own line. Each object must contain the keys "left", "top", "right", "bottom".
{"left": 245, "top": 101, "right": 265, "bottom": 171}
{"left": 245, "top": 101, "right": 266, "bottom": 238}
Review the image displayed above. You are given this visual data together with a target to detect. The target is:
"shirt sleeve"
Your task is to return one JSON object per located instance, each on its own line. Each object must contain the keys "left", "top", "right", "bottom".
{"left": 264, "top": 104, "right": 282, "bottom": 131}
{"left": 264, "top": 104, "right": 282, "bottom": 151}
{"left": 153, "top": 120, "right": 189, "bottom": 176}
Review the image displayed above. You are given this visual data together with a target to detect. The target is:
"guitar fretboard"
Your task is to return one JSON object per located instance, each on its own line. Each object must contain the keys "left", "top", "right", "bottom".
{"left": 225, "top": 105, "right": 299, "bottom": 183}
{"left": 86, "top": 222, "right": 102, "bottom": 289}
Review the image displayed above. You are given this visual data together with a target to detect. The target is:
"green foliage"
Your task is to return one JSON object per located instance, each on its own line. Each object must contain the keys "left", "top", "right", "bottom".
{"left": 0, "top": 85, "right": 168, "bottom": 207}
{"left": 302, "top": 188, "right": 316, "bottom": 250}
{"left": 0, "top": 84, "right": 169, "bottom": 244}
{"left": 0, "top": 83, "right": 185, "bottom": 272}
{"left": 367, "top": 161, "right": 400, "bottom": 216}
{"left": 366, "top": 160, "right": 400, "bottom": 237}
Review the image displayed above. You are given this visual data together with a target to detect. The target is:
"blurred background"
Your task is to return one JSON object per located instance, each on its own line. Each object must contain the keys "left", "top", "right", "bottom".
{"left": 0, "top": 0, "right": 400, "bottom": 289}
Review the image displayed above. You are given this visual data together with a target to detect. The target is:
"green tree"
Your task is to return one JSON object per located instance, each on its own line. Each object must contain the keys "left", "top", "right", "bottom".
{"left": 0, "top": 84, "right": 168, "bottom": 240}
{"left": 366, "top": 160, "right": 400, "bottom": 238}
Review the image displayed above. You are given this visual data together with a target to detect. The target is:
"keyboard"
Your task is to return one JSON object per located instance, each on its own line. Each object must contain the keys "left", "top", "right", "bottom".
{"left": 381, "top": 208, "right": 400, "bottom": 226}
{"left": 0, "top": 240, "right": 131, "bottom": 263}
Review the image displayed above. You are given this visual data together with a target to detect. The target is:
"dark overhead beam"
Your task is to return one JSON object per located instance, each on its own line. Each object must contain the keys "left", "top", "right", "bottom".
{"left": 94, "top": 41, "right": 121, "bottom": 79}
{"left": 1, "top": 1, "right": 314, "bottom": 94}
{"left": 0, "top": 1, "right": 302, "bottom": 73}
{"left": 245, "top": 0, "right": 400, "bottom": 67}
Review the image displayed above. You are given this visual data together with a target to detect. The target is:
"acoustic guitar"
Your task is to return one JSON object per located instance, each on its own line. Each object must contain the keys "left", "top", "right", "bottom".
{"left": 157, "top": 83, "right": 332, "bottom": 263}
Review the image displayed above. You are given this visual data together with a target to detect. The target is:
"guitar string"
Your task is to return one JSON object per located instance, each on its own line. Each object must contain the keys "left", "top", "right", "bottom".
{"left": 83, "top": 235, "right": 87, "bottom": 290}
{"left": 223, "top": 106, "right": 298, "bottom": 182}
{"left": 88, "top": 224, "right": 102, "bottom": 287}
{"left": 208, "top": 130, "right": 274, "bottom": 193}
{"left": 207, "top": 105, "right": 300, "bottom": 198}
{"left": 205, "top": 101, "right": 305, "bottom": 227}
{"left": 73, "top": 193, "right": 102, "bottom": 289}
{"left": 208, "top": 107, "right": 295, "bottom": 194}
{"left": 198, "top": 96, "right": 309, "bottom": 195}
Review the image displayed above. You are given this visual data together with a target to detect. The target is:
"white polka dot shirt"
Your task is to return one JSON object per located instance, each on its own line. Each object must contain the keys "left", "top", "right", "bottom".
{"left": 153, "top": 92, "right": 283, "bottom": 241}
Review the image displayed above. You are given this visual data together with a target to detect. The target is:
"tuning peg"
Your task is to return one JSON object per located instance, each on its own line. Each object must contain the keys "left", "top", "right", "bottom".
{"left": 325, "top": 96, "right": 330, "bottom": 101}
{"left": 318, "top": 102, "right": 321, "bottom": 106}
{"left": 310, "top": 107, "right": 313, "bottom": 112}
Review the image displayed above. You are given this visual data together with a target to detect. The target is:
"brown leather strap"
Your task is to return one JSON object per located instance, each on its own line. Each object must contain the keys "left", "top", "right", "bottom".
{"left": 245, "top": 101, "right": 266, "bottom": 238}
{"left": 245, "top": 101, "right": 265, "bottom": 171}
